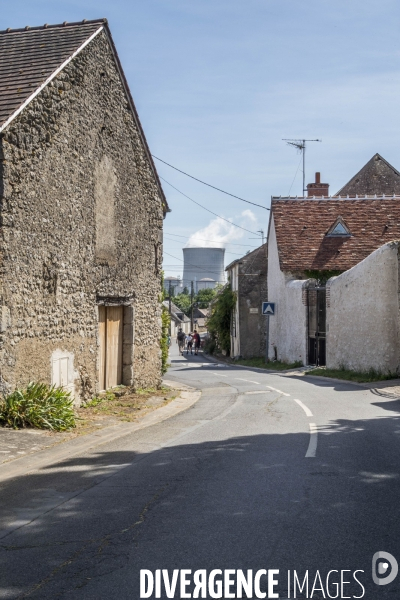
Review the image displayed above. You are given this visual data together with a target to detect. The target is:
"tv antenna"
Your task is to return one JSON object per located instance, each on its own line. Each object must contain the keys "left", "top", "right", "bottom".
{"left": 283, "top": 138, "right": 322, "bottom": 195}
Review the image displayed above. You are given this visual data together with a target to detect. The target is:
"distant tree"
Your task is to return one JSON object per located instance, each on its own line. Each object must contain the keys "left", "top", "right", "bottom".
{"left": 173, "top": 293, "right": 191, "bottom": 316}
{"left": 196, "top": 288, "right": 216, "bottom": 308}
{"left": 182, "top": 286, "right": 189, "bottom": 295}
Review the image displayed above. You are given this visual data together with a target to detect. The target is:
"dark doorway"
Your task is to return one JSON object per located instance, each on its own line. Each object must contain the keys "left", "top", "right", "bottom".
{"left": 307, "top": 287, "right": 326, "bottom": 366}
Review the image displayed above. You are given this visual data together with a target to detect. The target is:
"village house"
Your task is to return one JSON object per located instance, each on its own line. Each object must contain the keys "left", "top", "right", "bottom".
{"left": 162, "top": 300, "right": 190, "bottom": 336}
{"left": 0, "top": 19, "right": 168, "bottom": 400}
{"left": 192, "top": 306, "right": 209, "bottom": 333}
{"left": 267, "top": 153, "right": 400, "bottom": 373}
{"left": 226, "top": 243, "right": 268, "bottom": 358}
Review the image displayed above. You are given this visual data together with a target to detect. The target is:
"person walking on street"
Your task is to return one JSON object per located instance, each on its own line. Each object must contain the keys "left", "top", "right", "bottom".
{"left": 193, "top": 330, "right": 201, "bottom": 355}
{"left": 186, "top": 333, "right": 193, "bottom": 355}
{"left": 177, "top": 328, "right": 185, "bottom": 355}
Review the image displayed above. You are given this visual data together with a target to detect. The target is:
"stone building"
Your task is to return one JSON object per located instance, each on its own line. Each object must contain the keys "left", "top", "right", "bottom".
{"left": 0, "top": 19, "right": 169, "bottom": 399}
{"left": 226, "top": 244, "right": 268, "bottom": 358}
{"left": 267, "top": 154, "right": 400, "bottom": 371}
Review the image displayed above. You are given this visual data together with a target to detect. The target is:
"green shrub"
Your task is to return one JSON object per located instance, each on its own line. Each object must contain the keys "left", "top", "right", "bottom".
{"left": 207, "top": 284, "right": 236, "bottom": 355}
{"left": 0, "top": 383, "right": 76, "bottom": 431}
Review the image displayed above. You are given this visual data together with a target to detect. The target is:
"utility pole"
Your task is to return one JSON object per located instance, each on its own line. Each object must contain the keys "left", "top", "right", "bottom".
{"left": 282, "top": 138, "right": 322, "bottom": 194}
{"left": 168, "top": 280, "right": 172, "bottom": 336}
{"left": 190, "top": 281, "right": 194, "bottom": 332}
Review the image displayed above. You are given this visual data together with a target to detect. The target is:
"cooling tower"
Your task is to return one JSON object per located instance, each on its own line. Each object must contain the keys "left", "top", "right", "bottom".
{"left": 183, "top": 247, "right": 225, "bottom": 292}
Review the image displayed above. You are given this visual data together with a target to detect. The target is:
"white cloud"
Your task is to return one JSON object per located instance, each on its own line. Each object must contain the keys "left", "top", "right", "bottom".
{"left": 186, "top": 210, "right": 257, "bottom": 248}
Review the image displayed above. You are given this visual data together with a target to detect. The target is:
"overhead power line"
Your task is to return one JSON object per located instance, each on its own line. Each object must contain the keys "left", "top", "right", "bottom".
{"left": 164, "top": 232, "right": 259, "bottom": 248}
{"left": 153, "top": 155, "right": 269, "bottom": 211}
{"left": 159, "top": 177, "right": 261, "bottom": 236}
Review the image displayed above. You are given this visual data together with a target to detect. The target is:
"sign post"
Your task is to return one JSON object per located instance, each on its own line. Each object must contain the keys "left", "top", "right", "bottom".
{"left": 262, "top": 302, "right": 275, "bottom": 363}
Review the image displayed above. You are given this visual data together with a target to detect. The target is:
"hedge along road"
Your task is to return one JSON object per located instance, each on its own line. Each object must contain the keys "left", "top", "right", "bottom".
{"left": 1, "top": 342, "right": 400, "bottom": 598}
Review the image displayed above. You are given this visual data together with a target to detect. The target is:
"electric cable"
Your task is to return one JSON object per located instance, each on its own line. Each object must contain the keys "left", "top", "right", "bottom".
{"left": 152, "top": 155, "right": 269, "bottom": 211}
{"left": 164, "top": 232, "right": 259, "bottom": 248}
{"left": 159, "top": 176, "right": 261, "bottom": 236}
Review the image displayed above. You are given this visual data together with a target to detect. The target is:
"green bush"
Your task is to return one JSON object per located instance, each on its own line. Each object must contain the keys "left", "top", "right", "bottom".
{"left": 207, "top": 284, "right": 236, "bottom": 355}
{"left": 0, "top": 383, "right": 76, "bottom": 431}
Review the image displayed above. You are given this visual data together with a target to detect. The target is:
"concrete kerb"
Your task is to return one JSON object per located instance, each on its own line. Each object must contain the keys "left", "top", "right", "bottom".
{"left": 0, "top": 381, "right": 201, "bottom": 483}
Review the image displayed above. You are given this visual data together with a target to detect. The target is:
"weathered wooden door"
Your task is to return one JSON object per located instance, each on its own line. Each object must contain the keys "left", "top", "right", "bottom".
{"left": 98, "top": 306, "right": 123, "bottom": 391}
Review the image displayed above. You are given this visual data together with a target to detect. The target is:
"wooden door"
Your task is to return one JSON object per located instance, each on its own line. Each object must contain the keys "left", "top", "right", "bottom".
{"left": 98, "top": 306, "right": 123, "bottom": 391}
{"left": 98, "top": 306, "right": 107, "bottom": 391}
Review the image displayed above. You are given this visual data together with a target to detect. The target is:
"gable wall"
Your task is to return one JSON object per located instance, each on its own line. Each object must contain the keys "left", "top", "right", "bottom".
{"left": 237, "top": 246, "right": 267, "bottom": 358}
{"left": 267, "top": 216, "right": 308, "bottom": 364}
{"left": 326, "top": 242, "right": 400, "bottom": 373}
{"left": 0, "top": 30, "right": 164, "bottom": 396}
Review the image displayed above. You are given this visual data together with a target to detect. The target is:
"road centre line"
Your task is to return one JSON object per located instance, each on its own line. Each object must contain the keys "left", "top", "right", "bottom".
{"left": 306, "top": 423, "right": 318, "bottom": 458}
{"left": 245, "top": 391, "right": 271, "bottom": 395}
{"left": 294, "top": 399, "right": 313, "bottom": 417}
{"left": 235, "top": 378, "right": 260, "bottom": 384}
{"left": 212, "top": 373, "right": 227, "bottom": 377}
{"left": 266, "top": 385, "right": 290, "bottom": 396}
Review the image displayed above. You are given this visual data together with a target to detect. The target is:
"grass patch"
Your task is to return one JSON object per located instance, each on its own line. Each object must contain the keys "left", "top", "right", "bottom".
{"left": 0, "top": 383, "right": 75, "bottom": 431}
{"left": 305, "top": 367, "right": 399, "bottom": 383}
{"left": 234, "top": 358, "right": 303, "bottom": 371}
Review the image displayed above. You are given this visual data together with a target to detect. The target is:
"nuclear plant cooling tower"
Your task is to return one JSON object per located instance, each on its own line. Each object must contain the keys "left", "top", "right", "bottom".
{"left": 183, "top": 247, "right": 225, "bottom": 292}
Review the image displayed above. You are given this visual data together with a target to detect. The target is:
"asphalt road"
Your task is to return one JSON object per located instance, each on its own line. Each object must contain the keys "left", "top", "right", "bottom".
{"left": 1, "top": 343, "right": 400, "bottom": 599}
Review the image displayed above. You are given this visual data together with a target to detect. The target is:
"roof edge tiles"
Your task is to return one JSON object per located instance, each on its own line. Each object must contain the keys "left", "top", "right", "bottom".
{"left": 0, "top": 26, "right": 103, "bottom": 134}
{"left": 0, "top": 18, "right": 107, "bottom": 34}
{"left": 271, "top": 195, "right": 400, "bottom": 201}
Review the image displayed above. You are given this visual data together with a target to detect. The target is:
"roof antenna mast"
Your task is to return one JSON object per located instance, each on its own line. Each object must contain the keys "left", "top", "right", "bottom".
{"left": 282, "top": 138, "right": 322, "bottom": 195}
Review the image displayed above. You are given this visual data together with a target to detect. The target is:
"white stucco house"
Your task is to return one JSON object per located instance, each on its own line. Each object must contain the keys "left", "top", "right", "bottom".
{"left": 267, "top": 154, "right": 400, "bottom": 374}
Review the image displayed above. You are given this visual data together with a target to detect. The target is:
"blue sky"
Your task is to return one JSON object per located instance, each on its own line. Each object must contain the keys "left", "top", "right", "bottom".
{"left": 3, "top": 1, "right": 400, "bottom": 278}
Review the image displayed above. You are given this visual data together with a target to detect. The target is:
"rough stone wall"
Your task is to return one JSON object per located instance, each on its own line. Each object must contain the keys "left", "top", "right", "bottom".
{"left": 236, "top": 245, "right": 268, "bottom": 358}
{"left": 326, "top": 242, "right": 400, "bottom": 374}
{"left": 0, "top": 30, "right": 164, "bottom": 397}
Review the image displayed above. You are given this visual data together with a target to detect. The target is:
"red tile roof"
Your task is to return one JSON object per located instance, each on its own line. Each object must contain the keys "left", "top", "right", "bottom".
{"left": 271, "top": 196, "right": 400, "bottom": 272}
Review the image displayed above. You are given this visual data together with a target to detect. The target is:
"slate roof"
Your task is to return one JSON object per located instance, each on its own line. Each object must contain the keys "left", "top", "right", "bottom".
{"left": 0, "top": 19, "right": 168, "bottom": 211}
{"left": 0, "top": 20, "right": 104, "bottom": 129}
{"left": 271, "top": 196, "right": 400, "bottom": 272}
{"left": 336, "top": 154, "right": 400, "bottom": 196}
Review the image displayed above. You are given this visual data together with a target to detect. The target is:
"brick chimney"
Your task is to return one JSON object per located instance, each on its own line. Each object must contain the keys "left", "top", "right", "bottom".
{"left": 307, "top": 172, "right": 329, "bottom": 197}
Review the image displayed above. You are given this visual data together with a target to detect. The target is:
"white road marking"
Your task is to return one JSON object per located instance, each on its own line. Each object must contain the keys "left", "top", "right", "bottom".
{"left": 212, "top": 373, "right": 227, "bottom": 377}
{"left": 306, "top": 423, "right": 318, "bottom": 458}
{"left": 235, "top": 378, "right": 260, "bottom": 385}
{"left": 245, "top": 391, "right": 271, "bottom": 395}
{"left": 294, "top": 399, "right": 313, "bottom": 417}
{"left": 266, "top": 385, "right": 290, "bottom": 396}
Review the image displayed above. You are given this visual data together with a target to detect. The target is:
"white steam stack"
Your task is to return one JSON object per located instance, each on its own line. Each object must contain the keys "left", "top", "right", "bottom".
{"left": 183, "top": 247, "right": 225, "bottom": 292}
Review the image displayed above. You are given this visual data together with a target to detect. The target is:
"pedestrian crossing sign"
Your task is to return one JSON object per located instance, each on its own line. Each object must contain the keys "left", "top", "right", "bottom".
{"left": 262, "top": 302, "right": 275, "bottom": 315}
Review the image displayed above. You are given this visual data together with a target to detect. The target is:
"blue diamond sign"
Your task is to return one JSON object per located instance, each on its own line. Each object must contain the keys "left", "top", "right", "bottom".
{"left": 262, "top": 302, "right": 275, "bottom": 315}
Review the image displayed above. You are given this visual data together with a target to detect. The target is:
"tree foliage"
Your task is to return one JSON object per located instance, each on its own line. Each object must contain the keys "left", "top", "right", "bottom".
{"left": 206, "top": 284, "right": 236, "bottom": 355}
{"left": 173, "top": 293, "right": 192, "bottom": 315}
{"left": 172, "top": 287, "right": 220, "bottom": 316}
